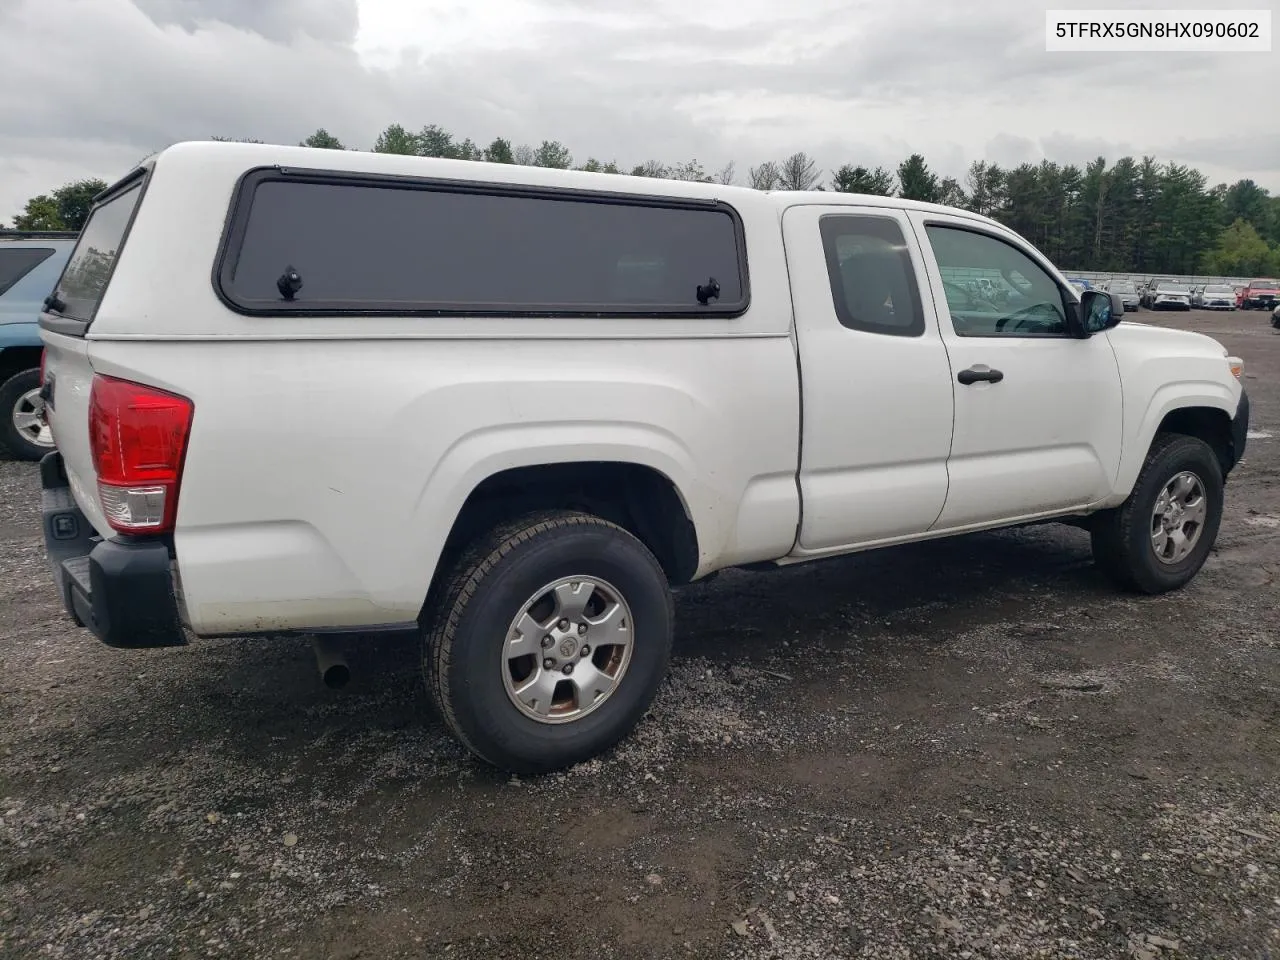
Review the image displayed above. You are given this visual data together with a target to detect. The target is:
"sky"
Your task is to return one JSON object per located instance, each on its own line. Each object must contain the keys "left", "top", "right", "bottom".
{"left": 0, "top": 0, "right": 1276, "bottom": 223}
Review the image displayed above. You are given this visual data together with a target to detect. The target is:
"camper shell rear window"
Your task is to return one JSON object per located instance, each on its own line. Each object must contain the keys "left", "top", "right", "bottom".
{"left": 49, "top": 179, "right": 144, "bottom": 323}
{"left": 215, "top": 168, "right": 750, "bottom": 317}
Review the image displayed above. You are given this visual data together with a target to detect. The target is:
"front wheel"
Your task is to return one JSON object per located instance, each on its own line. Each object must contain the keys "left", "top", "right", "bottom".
{"left": 0, "top": 368, "right": 55, "bottom": 462}
{"left": 423, "top": 511, "right": 673, "bottom": 774}
{"left": 1090, "top": 434, "right": 1224, "bottom": 594}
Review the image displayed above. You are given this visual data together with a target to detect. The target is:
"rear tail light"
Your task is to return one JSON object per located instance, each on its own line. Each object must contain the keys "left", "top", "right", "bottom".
{"left": 88, "top": 375, "right": 194, "bottom": 534}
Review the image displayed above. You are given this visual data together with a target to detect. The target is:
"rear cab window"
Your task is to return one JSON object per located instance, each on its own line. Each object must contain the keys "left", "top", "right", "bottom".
{"left": 818, "top": 215, "right": 925, "bottom": 337}
{"left": 43, "top": 177, "right": 146, "bottom": 333}
{"left": 216, "top": 169, "right": 749, "bottom": 317}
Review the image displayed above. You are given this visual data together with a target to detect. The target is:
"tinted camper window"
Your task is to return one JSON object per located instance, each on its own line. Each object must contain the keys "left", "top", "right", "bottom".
{"left": 52, "top": 183, "right": 143, "bottom": 322}
{"left": 219, "top": 173, "right": 749, "bottom": 317}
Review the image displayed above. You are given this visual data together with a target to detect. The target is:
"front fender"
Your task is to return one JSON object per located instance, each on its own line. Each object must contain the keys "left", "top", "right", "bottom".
{"left": 1109, "top": 381, "right": 1241, "bottom": 502}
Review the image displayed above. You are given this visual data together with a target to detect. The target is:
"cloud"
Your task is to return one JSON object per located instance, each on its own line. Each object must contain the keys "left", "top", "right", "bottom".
{"left": 1039, "top": 133, "right": 1135, "bottom": 169}
{"left": 0, "top": 0, "right": 1275, "bottom": 223}
{"left": 2, "top": 2, "right": 375, "bottom": 149}
{"left": 1157, "top": 133, "right": 1280, "bottom": 174}
{"left": 986, "top": 134, "right": 1041, "bottom": 170}
{"left": 131, "top": 0, "right": 359, "bottom": 43}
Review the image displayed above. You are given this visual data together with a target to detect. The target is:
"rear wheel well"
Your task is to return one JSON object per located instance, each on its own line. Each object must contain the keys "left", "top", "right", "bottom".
{"left": 1156, "top": 406, "right": 1234, "bottom": 475}
{"left": 433, "top": 462, "right": 700, "bottom": 597}
{"left": 0, "top": 346, "right": 42, "bottom": 385}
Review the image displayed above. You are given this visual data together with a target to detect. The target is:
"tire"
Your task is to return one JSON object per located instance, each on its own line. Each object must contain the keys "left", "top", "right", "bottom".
{"left": 1090, "top": 434, "right": 1224, "bottom": 594}
{"left": 423, "top": 511, "right": 673, "bottom": 774}
{"left": 0, "top": 368, "right": 55, "bottom": 462}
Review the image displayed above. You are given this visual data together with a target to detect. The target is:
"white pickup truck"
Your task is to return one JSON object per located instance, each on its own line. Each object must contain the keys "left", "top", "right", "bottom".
{"left": 38, "top": 142, "right": 1249, "bottom": 773}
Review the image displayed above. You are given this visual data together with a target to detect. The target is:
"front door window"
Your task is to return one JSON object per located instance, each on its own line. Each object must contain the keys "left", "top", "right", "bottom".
{"left": 925, "top": 225, "right": 1069, "bottom": 338}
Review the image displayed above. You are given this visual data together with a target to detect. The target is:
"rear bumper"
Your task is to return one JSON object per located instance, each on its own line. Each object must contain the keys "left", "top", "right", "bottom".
{"left": 40, "top": 451, "right": 187, "bottom": 648}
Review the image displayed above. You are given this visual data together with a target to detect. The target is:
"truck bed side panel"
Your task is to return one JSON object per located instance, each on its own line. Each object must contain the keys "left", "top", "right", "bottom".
{"left": 84, "top": 336, "right": 800, "bottom": 634}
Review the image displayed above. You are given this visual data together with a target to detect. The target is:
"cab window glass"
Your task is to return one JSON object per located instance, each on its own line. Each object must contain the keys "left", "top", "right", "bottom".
{"left": 819, "top": 215, "right": 925, "bottom": 337}
{"left": 925, "top": 225, "right": 1068, "bottom": 337}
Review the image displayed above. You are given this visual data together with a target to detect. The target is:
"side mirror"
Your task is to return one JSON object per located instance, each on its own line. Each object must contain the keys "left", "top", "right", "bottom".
{"left": 1080, "top": 289, "right": 1122, "bottom": 335}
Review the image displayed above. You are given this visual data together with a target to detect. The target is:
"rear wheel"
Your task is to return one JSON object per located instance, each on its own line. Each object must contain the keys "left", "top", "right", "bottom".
{"left": 423, "top": 511, "right": 673, "bottom": 774}
{"left": 1091, "top": 434, "right": 1223, "bottom": 594}
{"left": 0, "top": 369, "right": 54, "bottom": 462}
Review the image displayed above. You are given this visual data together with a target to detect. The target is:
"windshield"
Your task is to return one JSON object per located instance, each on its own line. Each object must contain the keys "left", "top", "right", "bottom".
{"left": 50, "top": 182, "right": 142, "bottom": 321}
{"left": 1110, "top": 282, "right": 1135, "bottom": 293}
{"left": 1251, "top": 280, "right": 1279, "bottom": 289}
{"left": 1204, "top": 285, "right": 1233, "bottom": 295}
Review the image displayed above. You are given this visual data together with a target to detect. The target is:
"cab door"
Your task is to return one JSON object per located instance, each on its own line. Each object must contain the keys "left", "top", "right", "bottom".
{"left": 907, "top": 211, "right": 1123, "bottom": 528}
{"left": 783, "top": 205, "right": 955, "bottom": 555}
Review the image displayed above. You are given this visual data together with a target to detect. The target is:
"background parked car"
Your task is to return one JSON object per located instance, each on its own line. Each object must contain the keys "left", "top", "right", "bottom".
{"left": 1103, "top": 279, "right": 1140, "bottom": 311}
{"left": 1241, "top": 279, "right": 1280, "bottom": 311}
{"left": 1147, "top": 280, "right": 1192, "bottom": 310}
{"left": 1140, "top": 280, "right": 1165, "bottom": 308}
{"left": 0, "top": 230, "right": 76, "bottom": 460}
{"left": 1197, "top": 283, "right": 1237, "bottom": 310}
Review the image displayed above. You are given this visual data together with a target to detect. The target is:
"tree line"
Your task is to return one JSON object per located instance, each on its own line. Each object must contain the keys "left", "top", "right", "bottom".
{"left": 8, "top": 123, "right": 1280, "bottom": 277}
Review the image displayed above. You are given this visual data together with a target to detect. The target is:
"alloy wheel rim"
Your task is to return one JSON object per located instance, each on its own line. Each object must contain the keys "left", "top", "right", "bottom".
{"left": 1150, "top": 470, "right": 1207, "bottom": 565}
{"left": 501, "top": 576, "right": 634, "bottom": 724}
{"left": 12, "top": 387, "right": 53, "bottom": 447}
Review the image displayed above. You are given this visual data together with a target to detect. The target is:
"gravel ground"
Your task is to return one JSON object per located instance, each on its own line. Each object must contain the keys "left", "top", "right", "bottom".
{"left": 2, "top": 309, "right": 1278, "bottom": 960}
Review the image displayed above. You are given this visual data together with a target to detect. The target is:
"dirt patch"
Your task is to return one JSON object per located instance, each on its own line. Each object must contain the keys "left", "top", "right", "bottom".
{"left": 2, "top": 310, "right": 1278, "bottom": 959}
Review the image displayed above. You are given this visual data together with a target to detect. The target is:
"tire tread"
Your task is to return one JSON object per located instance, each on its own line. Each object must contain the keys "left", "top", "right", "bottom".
{"left": 422, "top": 510, "right": 668, "bottom": 769}
{"left": 1091, "top": 432, "right": 1222, "bottom": 594}
{"left": 0, "top": 368, "right": 49, "bottom": 462}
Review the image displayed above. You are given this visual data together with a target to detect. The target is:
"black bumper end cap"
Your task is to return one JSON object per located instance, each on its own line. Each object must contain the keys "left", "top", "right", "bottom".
{"left": 41, "top": 450, "right": 188, "bottom": 649}
{"left": 80, "top": 538, "right": 189, "bottom": 649}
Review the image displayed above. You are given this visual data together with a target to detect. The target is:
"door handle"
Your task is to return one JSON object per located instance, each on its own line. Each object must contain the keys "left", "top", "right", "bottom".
{"left": 957, "top": 366, "right": 1004, "bottom": 385}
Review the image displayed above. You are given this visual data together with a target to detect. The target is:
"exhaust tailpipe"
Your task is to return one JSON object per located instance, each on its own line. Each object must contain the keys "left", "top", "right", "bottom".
{"left": 313, "top": 636, "right": 351, "bottom": 690}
